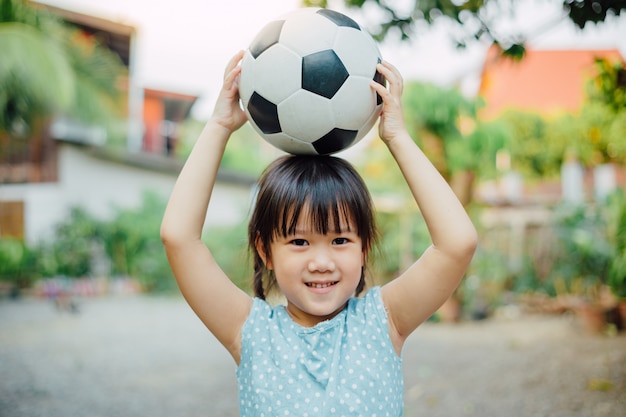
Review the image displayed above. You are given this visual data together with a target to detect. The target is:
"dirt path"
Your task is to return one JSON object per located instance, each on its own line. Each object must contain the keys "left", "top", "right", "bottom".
{"left": 1, "top": 295, "right": 624, "bottom": 417}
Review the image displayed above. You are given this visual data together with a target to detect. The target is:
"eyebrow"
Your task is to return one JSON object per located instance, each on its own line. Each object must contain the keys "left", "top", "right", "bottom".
{"left": 291, "top": 225, "right": 355, "bottom": 235}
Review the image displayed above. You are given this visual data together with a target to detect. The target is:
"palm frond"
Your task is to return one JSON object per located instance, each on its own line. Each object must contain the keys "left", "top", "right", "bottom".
{"left": 0, "top": 22, "right": 75, "bottom": 132}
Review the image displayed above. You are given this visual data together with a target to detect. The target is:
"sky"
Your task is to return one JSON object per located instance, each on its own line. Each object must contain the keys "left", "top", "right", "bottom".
{"left": 37, "top": 0, "right": 626, "bottom": 119}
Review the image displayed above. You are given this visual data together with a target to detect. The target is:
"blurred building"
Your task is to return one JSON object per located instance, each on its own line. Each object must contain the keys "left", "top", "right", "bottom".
{"left": 478, "top": 46, "right": 625, "bottom": 119}
{"left": 475, "top": 46, "right": 626, "bottom": 274}
{"left": 0, "top": 3, "right": 254, "bottom": 243}
{"left": 476, "top": 45, "right": 626, "bottom": 205}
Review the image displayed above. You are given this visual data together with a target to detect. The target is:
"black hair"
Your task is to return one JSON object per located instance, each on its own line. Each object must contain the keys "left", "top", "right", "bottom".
{"left": 248, "top": 155, "right": 377, "bottom": 300}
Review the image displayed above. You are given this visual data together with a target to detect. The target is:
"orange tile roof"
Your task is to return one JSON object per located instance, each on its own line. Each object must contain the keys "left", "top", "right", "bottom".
{"left": 478, "top": 46, "right": 624, "bottom": 119}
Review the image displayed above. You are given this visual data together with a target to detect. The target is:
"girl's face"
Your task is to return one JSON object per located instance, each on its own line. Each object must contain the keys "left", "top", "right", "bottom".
{"left": 262, "top": 209, "right": 365, "bottom": 327}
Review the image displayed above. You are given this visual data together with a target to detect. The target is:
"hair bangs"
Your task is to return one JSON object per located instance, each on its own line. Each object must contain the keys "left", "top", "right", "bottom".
{"left": 275, "top": 169, "right": 354, "bottom": 239}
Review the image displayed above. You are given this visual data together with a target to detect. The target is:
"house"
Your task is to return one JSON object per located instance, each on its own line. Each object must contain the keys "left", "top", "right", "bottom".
{"left": 476, "top": 46, "right": 626, "bottom": 201}
{"left": 0, "top": 3, "right": 255, "bottom": 244}
{"left": 475, "top": 46, "right": 626, "bottom": 272}
{"left": 0, "top": 142, "right": 256, "bottom": 243}
{"left": 478, "top": 45, "right": 625, "bottom": 119}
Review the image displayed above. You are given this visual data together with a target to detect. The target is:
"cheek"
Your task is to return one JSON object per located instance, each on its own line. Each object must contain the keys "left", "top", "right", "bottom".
{"left": 271, "top": 251, "right": 299, "bottom": 275}
{"left": 345, "top": 249, "right": 366, "bottom": 273}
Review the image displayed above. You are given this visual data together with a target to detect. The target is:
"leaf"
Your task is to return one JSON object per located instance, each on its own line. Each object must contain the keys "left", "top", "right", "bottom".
{"left": 502, "top": 43, "right": 526, "bottom": 61}
{"left": 0, "top": 22, "right": 75, "bottom": 111}
{"left": 586, "top": 378, "right": 614, "bottom": 392}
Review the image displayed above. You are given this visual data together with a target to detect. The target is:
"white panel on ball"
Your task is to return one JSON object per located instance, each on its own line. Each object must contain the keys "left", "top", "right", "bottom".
{"left": 249, "top": 45, "right": 301, "bottom": 104}
{"left": 279, "top": 91, "right": 335, "bottom": 143}
{"left": 357, "top": 103, "right": 382, "bottom": 139}
{"left": 331, "top": 76, "right": 379, "bottom": 129}
{"left": 264, "top": 132, "right": 317, "bottom": 155}
{"left": 280, "top": 13, "right": 338, "bottom": 56}
{"left": 333, "top": 28, "right": 381, "bottom": 77}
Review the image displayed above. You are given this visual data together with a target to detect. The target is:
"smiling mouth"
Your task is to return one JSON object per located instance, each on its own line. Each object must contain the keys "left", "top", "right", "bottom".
{"left": 306, "top": 281, "right": 338, "bottom": 289}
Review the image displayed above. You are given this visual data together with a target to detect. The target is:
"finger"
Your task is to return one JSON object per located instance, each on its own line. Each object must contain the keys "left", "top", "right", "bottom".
{"left": 371, "top": 71, "right": 398, "bottom": 104}
{"left": 370, "top": 79, "right": 390, "bottom": 99}
{"left": 224, "top": 50, "right": 245, "bottom": 79}
{"left": 224, "top": 65, "right": 242, "bottom": 88}
{"left": 377, "top": 61, "right": 403, "bottom": 95}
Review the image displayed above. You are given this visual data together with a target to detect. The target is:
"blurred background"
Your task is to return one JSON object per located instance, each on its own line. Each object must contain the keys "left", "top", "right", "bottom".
{"left": 1, "top": 0, "right": 625, "bottom": 416}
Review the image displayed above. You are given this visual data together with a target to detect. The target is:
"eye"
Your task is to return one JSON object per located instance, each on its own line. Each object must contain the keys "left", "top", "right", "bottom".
{"left": 332, "top": 237, "right": 349, "bottom": 245}
{"left": 290, "top": 239, "right": 308, "bottom": 246}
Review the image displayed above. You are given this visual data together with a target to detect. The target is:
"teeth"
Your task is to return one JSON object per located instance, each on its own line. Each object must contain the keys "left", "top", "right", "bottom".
{"left": 307, "top": 282, "right": 336, "bottom": 289}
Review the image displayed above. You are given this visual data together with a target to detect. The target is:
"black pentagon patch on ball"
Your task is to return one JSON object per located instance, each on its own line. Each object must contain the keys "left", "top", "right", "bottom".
{"left": 313, "top": 128, "right": 358, "bottom": 155}
{"left": 317, "top": 9, "right": 360, "bottom": 30}
{"left": 248, "top": 92, "right": 281, "bottom": 134}
{"left": 249, "top": 19, "right": 285, "bottom": 59}
{"left": 302, "top": 50, "right": 349, "bottom": 99}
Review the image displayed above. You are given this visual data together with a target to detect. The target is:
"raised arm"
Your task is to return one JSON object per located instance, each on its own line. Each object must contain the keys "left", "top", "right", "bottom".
{"left": 160, "top": 51, "right": 252, "bottom": 363}
{"left": 372, "top": 62, "right": 478, "bottom": 351}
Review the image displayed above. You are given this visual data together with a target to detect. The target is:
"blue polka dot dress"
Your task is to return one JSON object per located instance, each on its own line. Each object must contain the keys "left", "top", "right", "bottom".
{"left": 237, "top": 286, "right": 404, "bottom": 417}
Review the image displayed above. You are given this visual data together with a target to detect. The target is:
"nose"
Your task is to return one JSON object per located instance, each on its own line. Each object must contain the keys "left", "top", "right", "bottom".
{"left": 307, "top": 248, "right": 336, "bottom": 272}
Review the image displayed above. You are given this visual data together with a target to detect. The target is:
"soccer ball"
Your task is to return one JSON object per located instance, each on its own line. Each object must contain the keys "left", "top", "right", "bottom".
{"left": 239, "top": 8, "right": 384, "bottom": 155}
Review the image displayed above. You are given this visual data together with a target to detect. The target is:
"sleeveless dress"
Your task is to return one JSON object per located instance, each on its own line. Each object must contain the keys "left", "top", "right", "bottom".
{"left": 237, "top": 286, "right": 404, "bottom": 417}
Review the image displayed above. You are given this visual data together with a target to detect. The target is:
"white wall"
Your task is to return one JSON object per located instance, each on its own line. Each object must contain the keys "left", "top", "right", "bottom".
{"left": 0, "top": 144, "right": 254, "bottom": 244}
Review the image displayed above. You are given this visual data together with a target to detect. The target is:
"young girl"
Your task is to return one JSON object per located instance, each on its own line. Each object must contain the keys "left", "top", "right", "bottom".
{"left": 161, "top": 50, "right": 477, "bottom": 416}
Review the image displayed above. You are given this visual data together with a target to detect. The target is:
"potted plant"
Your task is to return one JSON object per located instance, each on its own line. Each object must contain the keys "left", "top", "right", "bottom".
{"left": 549, "top": 203, "right": 615, "bottom": 333}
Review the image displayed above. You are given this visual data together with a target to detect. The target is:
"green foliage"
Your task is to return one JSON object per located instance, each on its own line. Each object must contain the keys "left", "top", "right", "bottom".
{"left": 369, "top": 210, "right": 430, "bottom": 283}
{"left": 0, "top": 22, "right": 73, "bottom": 135}
{"left": 401, "top": 81, "right": 480, "bottom": 179}
{"left": 304, "top": 0, "right": 487, "bottom": 41}
{"left": 566, "top": 0, "right": 626, "bottom": 28}
{"left": 516, "top": 193, "right": 626, "bottom": 300}
{"left": 606, "top": 112, "right": 626, "bottom": 159}
{"left": 403, "top": 81, "right": 476, "bottom": 142}
{"left": 0, "top": 237, "right": 38, "bottom": 286}
{"left": 462, "top": 246, "right": 511, "bottom": 311}
{"left": 0, "top": 192, "right": 256, "bottom": 294}
{"left": 606, "top": 191, "right": 626, "bottom": 298}
{"left": 365, "top": 80, "right": 510, "bottom": 183}
{"left": 177, "top": 118, "right": 273, "bottom": 176}
{"left": 359, "top": 139, "right": 407, "bottom": 196}
{"left": 588, "top": 58, "right": 626, "bottom": 112}
{"left": 203, "top": 221, "right": 252, "bottom": 293}
{"left": 550, "top": 204, "right": 613, "bottom": 294}
{"left": 576, "top": 102, "right": 624, "bottom": 164}
{"left": 488, "top": 100, "right": 626, "bottom": 179}
{"left": 102, "top": 192, "right": 173, "bottom": 291}
{"left": 305, "top": 0, "right": 625, "bottom": 56}
{"left": 0, "top": 238, "right": 25, "bottom": 275}
{"left": 0, "top": 0, "right": 125, "bottom": 137}
{"left": 467, "top": 192, "right": 626, "bottom": 306}
{"left": 450, "top": 118, "right": 508, "bottom": 177}
{"left": 499, "top": 42, "right": 526, "bottom": 61}
{"left": 50, "top": 207, "right": 102, "bottom": 277}
{"left": 220, "top": 123, "right": 276, "bottom": 175}
{"left": 61, "top": 29, "right": 126, "bottom": 124}
{"left": 498, "top": 110, "right": 564, "bottom": 178}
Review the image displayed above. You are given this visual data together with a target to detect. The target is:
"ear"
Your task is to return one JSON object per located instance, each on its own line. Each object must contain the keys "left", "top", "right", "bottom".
{"left": 255, "top": 234, "right": 273, "bottom": 270}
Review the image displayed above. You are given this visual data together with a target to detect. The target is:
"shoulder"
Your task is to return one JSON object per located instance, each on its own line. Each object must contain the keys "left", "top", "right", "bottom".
{"left": 243, "top": 297, "right": 274, "bottom": 325}
{"left": 241, "top": 297, "right": 289, "bottom": 336}
{"left": 346, "top": 286, "right": 388, "bottom": 327}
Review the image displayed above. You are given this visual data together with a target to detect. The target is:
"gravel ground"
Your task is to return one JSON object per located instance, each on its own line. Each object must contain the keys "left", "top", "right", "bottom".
{"left": 0, "top": 295, "right": 624, "bottom": 417}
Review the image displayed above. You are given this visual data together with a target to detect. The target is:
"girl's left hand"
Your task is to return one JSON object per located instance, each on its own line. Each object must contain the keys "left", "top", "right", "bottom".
{"left": 370, "top": 61, "right": 406, "bottom": 144}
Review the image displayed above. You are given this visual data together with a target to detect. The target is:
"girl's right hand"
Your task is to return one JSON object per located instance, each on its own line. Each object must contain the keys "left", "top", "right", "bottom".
{"left": 210, "top": 50, "right": 248, "bottom": 133}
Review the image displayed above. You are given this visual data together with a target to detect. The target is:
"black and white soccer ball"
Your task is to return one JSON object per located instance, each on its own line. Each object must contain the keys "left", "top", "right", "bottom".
{"left": 239, "top": 8, "right": 384, "bottom": 155}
